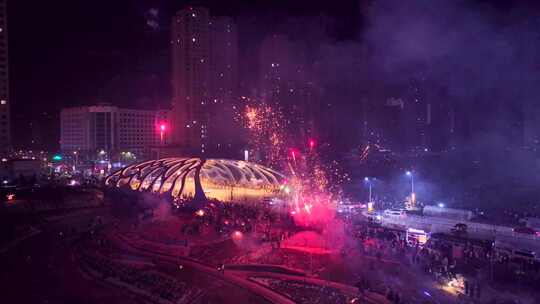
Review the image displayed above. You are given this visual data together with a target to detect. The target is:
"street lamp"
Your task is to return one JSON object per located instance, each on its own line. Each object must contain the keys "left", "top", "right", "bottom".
{"left": 364, "top": 177, "right": 373, "bottom": 203}
{"left": 364, "top": 177, "right": 376, "bottom": 212}
{"left": 406, "top": 170, "right": 415, "bottom": 203}
{"left": 159, "top": 123, "right": 167, "bottom": 145}
{"left": 73, "top": 151, "right": 79, "bottom": 169}
{"left": 308, "top": 139, "right": 316, "bottom": 151}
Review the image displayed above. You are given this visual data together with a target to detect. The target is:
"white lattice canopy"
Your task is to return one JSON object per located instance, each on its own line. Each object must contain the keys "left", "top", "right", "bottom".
{"left": 105, "top": 158, "right": 287, "bottom": 203}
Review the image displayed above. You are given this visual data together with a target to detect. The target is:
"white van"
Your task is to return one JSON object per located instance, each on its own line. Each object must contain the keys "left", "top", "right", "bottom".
{"left": 384, "top": 209, "right": 406, "bottom": 217}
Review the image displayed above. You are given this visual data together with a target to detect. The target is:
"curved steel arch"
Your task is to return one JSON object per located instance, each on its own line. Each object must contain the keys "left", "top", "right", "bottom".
{"left": 105, "top": 158, "right": 287, "bottom": 203}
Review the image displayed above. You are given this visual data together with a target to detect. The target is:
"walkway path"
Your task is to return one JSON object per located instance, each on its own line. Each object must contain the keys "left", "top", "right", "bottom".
{"left": 111, "top": 232, "right": 296, "bottom": 304}
{"left": 227, "top": 269, "right": 390, "bottom": 304}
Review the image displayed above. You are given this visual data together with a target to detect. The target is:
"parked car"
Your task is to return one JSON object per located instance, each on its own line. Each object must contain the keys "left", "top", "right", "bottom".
{"left": 512, "top": 226, "right": 536, "bottom": 235}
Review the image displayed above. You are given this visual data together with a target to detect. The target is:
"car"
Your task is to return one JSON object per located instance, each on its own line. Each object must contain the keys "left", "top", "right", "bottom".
{"left": 451, "top": 223, "right": 468, "bottom": 235}
{"left": 512, "top": 226, "right": 537, "bottom": 235}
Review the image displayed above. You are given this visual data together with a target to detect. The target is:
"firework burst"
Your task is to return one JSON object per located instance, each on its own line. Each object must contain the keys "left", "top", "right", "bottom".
{"left": 237, "top": 97, "right": 349, "bottom": 228}
{"left": 238, "top": 102, "right": 287, "bottom": 167}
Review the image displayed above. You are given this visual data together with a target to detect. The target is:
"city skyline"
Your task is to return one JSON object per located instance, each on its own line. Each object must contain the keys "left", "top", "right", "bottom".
{"left": 8, "top": 0, "right": 540, "bottom": 154}
{"left": 7, "top": 0, "right": 361, "bottom": 151}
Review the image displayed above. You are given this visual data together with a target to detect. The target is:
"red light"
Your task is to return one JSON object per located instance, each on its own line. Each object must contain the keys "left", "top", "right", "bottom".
{"left": 309, "top": 139, "right": 315, "bottom": 149}
{"left": 157, "top": 123, "right": 168, "bottom": 144}
{"left": 156, "top": 123, "right": 167, "bottom": 132}
{"left": 232, "top": 231, "right": 243, "bottom": 239}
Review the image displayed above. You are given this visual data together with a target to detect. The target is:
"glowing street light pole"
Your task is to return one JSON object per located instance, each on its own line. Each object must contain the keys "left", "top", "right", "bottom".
{"left": 73, "top": 151, "right": 78, "bottom": 170}
{"left": 364, "top": 177, "right": 372, "bottom": 203}
{"left": 159, "top": 124, "right": 166, "bottom": 145}
{"left": 364, "top": 177, "right": 376, "bottom": 212}
{"left": 308, "top": 139, "right": 315, "bottom": 152}
{"left": 406, "top": 170, "right": 415, "bottom": 203}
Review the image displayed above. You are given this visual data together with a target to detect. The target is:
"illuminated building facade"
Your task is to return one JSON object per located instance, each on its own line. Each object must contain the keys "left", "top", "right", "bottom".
{"left": 60, "top": 105, "right": 169, "bottom": 161}
{"left": 0, "top": 0, "right": 9, "bottom": 154}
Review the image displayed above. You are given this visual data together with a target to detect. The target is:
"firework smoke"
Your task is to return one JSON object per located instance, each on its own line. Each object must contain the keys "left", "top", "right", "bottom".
{"left": 238, "top": 99, "right": 350, "bottom": 228}
{"left": 238, "top": 100, "right": 287, "bottom": 167}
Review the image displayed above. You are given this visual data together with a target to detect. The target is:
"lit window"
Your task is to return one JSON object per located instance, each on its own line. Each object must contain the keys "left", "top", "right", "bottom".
{"left": 192, "top": 37, "right": 196, "bottom": 42}
{"left": 0, "top": 100, "right": 5, "bottom": 105}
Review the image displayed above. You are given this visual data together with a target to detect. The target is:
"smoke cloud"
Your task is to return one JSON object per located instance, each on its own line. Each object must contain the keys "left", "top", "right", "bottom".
{"left": 236, "top": 0, "right": 540, "bottom": 210}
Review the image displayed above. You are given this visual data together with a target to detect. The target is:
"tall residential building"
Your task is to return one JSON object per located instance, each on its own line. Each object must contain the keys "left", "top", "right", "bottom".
{"left": 258, "top": 34, "right": 320, "bottom": 140}
{"left": 209, "top": 16, "right": 238, "bottom": 106}
{"left": 0, "top": 0, "right": 9, "bottom": 153}
{"left": 209, "top": 16, "right": 238, "bottom": 152}
{"left": 171, "top": 7, "right": 210, "bottom": 154}
{"left": 60, "top": 105, "right": 169, "bottom": 161}
{"left": 171, "top": 7, "right": 239, "bottom": 155}
{"left": 259, "top": 35, "right": 296, "bottom": 105}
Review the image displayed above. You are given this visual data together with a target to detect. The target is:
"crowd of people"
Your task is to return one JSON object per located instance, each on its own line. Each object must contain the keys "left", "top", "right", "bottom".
{"left": 346, "top": 217, "right": 540, "bottom": 303}
{"left": 214, "top": 201, "right": 294, "bottom": 235}
{"left": 87, "top": 191, "right": 540, "bottom": 303}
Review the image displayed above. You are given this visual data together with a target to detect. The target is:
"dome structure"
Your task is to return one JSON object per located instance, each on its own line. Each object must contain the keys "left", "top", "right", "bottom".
{"left": 105, "top": 158, "right": 288, "bottom": 203}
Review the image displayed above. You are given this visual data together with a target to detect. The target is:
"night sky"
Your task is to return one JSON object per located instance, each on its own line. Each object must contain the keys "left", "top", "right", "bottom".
{"left": 6, "top": 0, "right": 539, "bottom": 151}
